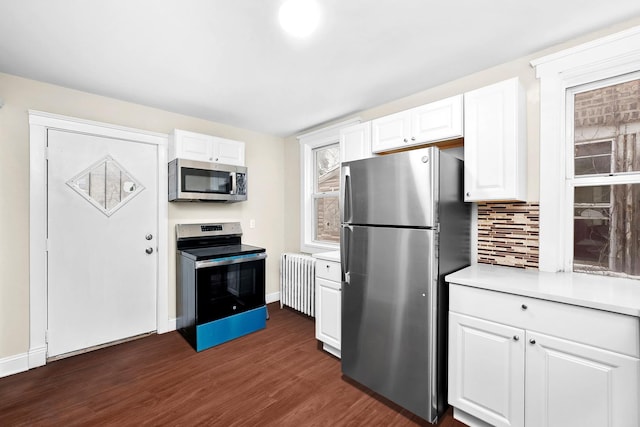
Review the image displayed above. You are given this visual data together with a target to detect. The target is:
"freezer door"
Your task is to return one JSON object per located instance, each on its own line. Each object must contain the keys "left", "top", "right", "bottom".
{"left": 341, "top": 225, "right": 441, "bottom": 422}
{"left": 341, "top": 147, "right": 437, "bottom": 227}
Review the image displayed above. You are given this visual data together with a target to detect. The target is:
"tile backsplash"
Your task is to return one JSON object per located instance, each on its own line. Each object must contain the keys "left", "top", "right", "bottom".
{"left": 477, "top": 202, "right": 539, "bottom": 269}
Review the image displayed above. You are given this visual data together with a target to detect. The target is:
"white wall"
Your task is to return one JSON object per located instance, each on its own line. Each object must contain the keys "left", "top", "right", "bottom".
{"left": 283, "top": 17, "right": 640, "bottom": 254}
{"left": 0, "top": 72, "right": 285, "bottom": 361}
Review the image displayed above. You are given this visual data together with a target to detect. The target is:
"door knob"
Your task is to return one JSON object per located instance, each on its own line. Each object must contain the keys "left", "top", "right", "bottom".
{"left": 145, "top": 247, "right": 154, "bottom": 254}
{"left": 145, "top": 234, "right": 153, "bottom": 240}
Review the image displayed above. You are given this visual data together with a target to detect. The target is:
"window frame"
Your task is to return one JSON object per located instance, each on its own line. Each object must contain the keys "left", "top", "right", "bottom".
{"left": 532, "top": 25, "right": 640, "bottom": 272}
{"left": 298, "top": 119, "right": 359, "bottom": 253}
{"left": 565, "top": 74, "right": 640, "bottom": 275}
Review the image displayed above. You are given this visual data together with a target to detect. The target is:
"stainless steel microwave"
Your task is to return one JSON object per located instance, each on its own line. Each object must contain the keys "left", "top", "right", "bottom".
{"left": 168, "top": 158, "right": 247, "bottom": 202}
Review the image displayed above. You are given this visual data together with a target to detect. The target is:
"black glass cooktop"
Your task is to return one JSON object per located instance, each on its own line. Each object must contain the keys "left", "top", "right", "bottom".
{"left": 179, "top": 244, "right": 265, "bottom": 261}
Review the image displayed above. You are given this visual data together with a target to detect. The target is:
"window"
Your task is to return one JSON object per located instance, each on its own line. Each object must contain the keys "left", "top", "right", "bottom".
{"left": 532, "top": 25, "right": 640, "bottom": 274}
{"left": 299, "top": 119, "right": 358, "bottom": 253}
{"left": 568, "top": 76, "right": 640, "bottom": 278}
{"left": 313, "top": 144, "right": 340, "bottom": 244}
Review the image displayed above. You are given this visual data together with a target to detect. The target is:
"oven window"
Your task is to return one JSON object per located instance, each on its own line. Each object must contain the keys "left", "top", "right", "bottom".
{"left": 196, "top": 258, "right": 265, "bottom": 324}
{"left": 182, "top": 167, "right": 231, "bottom": 194}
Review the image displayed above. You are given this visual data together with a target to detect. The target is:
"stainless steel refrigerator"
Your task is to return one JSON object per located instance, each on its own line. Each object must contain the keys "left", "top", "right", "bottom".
{"left": 340, "top": 146, "right": 470, "bottom": 423}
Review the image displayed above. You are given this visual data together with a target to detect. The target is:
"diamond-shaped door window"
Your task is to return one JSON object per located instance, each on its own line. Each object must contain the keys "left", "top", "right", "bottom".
{"left": 66, "top": 155, "right": 145, "bottom": 217}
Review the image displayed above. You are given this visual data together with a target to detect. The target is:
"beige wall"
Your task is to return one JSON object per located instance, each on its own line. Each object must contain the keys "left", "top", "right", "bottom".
{"left": 0, "top": 72, "right": 285, "bottom": 359}
{"left": 283, "top": 17, "right": 640, "bottom": 254}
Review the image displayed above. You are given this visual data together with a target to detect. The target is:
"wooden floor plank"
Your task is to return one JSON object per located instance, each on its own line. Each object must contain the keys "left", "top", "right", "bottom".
{"left": 0, "top": 303, "right": 466, "bottom": 426}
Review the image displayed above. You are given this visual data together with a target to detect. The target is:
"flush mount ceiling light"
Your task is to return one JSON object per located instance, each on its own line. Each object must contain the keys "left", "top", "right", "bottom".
{"left": 279, "top": 0, "right": 321, "bottom": 38}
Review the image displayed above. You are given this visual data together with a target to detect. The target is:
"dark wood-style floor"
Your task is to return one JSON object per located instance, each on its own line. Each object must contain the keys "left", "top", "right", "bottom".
{"left": 0, "top": 303, "right": 466, "bottom": 426}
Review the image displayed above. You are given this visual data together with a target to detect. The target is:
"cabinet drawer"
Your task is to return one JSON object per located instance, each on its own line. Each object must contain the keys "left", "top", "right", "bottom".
{"left": 450, "top": 284, "right": 640, "bottom": 357}
{"left": 316, "top": 260, "right": 341, "bottom": 282}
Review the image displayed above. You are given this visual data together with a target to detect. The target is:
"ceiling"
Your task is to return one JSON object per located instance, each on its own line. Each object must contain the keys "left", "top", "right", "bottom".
{"left": 1, "top": 1, "right": 640, "bottom": 137}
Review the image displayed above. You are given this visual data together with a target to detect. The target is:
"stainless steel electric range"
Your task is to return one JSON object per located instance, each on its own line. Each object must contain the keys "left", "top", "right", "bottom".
{"left": 175, "top": 222, "right": 267, "bottom": 352}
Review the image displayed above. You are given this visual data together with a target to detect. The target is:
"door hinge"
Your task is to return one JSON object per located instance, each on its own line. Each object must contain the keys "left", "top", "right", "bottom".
{"left": 44, "top": 147, "right": 49, "bottom": 160}
{"left": 45, "top": 330, "right": 48, "bottom": 344}
{"left": 45, "top": 239, "right": 50, "bottom": 252}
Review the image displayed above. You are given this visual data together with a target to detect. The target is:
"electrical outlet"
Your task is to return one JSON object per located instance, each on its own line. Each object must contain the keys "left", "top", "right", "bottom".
{"left": 249, "top": 219, "right": 256, "bottom": 229}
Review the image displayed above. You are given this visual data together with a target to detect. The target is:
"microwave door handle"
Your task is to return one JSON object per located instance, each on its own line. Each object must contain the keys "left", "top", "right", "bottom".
{"left": 230, "top": 172, "right": 237, "bottom": 195}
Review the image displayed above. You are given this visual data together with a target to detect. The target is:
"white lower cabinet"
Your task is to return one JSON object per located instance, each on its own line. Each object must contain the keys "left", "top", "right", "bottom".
{"left": 448, "top": 284, "right": 640, "bottom": 427}
{"left": 525, "top": 331, "right": 639, "bottom": 427}
{"left": 449, "top": 312, "right": 525, "bottom": 427}
{"left": 314, "top": 256, "right": 341, "bottom": 358}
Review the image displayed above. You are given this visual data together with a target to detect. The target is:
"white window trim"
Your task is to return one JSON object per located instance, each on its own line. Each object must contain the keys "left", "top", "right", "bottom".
{"left": 298, "top": 119, "right": 359, "bottom": 253}
{"left": 531, "top": 25, "right": 640, "bottom": 272}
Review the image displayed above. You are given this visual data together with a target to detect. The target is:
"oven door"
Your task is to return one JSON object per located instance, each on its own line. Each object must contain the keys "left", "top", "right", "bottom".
{"left": 195, "top": 252, "right": 266, "bottom": 324}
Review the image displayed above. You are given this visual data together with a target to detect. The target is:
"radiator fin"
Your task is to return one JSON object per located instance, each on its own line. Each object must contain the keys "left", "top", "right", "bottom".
{"left": 279, "top": 253, "right": 316, "bottom": 317}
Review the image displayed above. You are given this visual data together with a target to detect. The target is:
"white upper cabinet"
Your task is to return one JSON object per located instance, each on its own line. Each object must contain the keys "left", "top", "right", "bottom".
{"left": 411, "top": 95, "right": 464, "bottom": 143}
{"left": 169, "top": 129, "right": 245, "bottom": 166}
{"left": 213, "top": 136, "right": 245, "bottom": 166}
{"left": 340, "top": 122, "right": 372, "bottom": 162}
{"left": 464, "top": 78, "right": 526, "bottom": 201}
{"left": 371, "top": 95, "right": 463, "bottom": 153}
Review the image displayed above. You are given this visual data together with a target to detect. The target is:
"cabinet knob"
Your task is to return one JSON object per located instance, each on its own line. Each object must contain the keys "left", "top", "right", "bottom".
{"left": 466, "top": 192, "right": 470, "bottom": 197}
{"left": 513, "top": 335, "right": 520, "bottom": 341}
{"left": 529, "top": 339, "right": 536, "bottom": 345}
{"left": 521, "top": 304, "right": 528, "bottom": 310}
{"left": 411, "top": 136, "right": 416, "bottom": 141}
{"left": 403, "top": 138, "right": 408, "bottom": 143}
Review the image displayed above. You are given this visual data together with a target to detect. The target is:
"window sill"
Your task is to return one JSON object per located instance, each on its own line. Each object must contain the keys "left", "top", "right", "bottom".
{"left": 301, "top": 241, "right": 339, "bottom": 255}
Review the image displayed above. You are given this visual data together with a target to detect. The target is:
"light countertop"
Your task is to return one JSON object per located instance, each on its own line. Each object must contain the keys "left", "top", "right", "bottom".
{"left": 312, "top": 250, "right": 340, "bottom": 263}
{"left": 446, "top": 264, "right": 640, "bottom": 317}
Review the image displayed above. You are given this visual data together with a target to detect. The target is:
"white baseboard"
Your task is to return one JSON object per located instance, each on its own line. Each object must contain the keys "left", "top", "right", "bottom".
{"left": 164, "top": 318, "right": 177, "bottom": 333}
{"left": 266, "top": 291, "right": 280, "bottom": 304}
{"left": 0, "top": 352, "right": 29, "bottom": 379}
{"left": 28, "top": 346, "right": 46, "bottom": 369}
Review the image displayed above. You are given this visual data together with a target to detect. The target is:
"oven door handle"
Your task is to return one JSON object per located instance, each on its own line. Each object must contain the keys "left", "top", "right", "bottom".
{"left": 195, "top": 252, "right": 267, "bottom": 269}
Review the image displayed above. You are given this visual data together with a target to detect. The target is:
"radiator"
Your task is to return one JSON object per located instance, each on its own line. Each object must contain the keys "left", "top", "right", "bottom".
{"left": 279, "top": 253, "right": 316, "bottom": 317}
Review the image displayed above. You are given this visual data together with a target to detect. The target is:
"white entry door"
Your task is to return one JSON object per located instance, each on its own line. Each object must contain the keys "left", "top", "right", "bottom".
{"left": 47, "top": 129, "right": 158, "bottom": 358}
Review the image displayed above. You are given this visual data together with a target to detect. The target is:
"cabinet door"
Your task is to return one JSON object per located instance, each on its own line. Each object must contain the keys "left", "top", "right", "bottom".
{"left": 464, "top": 78, "right": 526, "bottom": 201}
{"left": 449, "top": 312, "right": 525, "bottom": 427}
{"left": 371, "top": 111, "right": 410, "bottom": 153}
{"left": 412, "top": 95, "right": 463, "bottom": 144}
{"left": 315, "top": 277, "right": 341, "bottom": 351}
{"left": 340, "top": 122, "right": 372, "bottom": 162}
{"left": 525, "top": 332, "right": 639, "bottom": 427}
{"left": 213, "top": 137, "right": 245, "bottom": 166}
{"left": 173, "top": 130, "right": 215, "bottom": 162}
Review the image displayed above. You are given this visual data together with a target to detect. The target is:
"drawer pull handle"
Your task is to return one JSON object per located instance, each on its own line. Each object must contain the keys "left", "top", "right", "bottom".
{"left": 521, "top": 304, "right": 528, "bottom": 310}
{"left": 513, "top": 335, "right": 520, "bottom": 341}
{"left": 529, "top": 339, "right": 536, "bottom": 345}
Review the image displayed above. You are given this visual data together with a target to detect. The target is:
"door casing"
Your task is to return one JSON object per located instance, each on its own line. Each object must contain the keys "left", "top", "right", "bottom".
{"left": 28, "top": 110, "right": 170, "bottom": 368}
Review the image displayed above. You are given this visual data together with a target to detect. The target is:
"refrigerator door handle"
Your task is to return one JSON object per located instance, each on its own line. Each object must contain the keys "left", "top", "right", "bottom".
{"left": 341, "top": 225, "right": 352, "bottom": 284}
{"left": 341, "top": 165, "right": 352, "bottom": 224}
